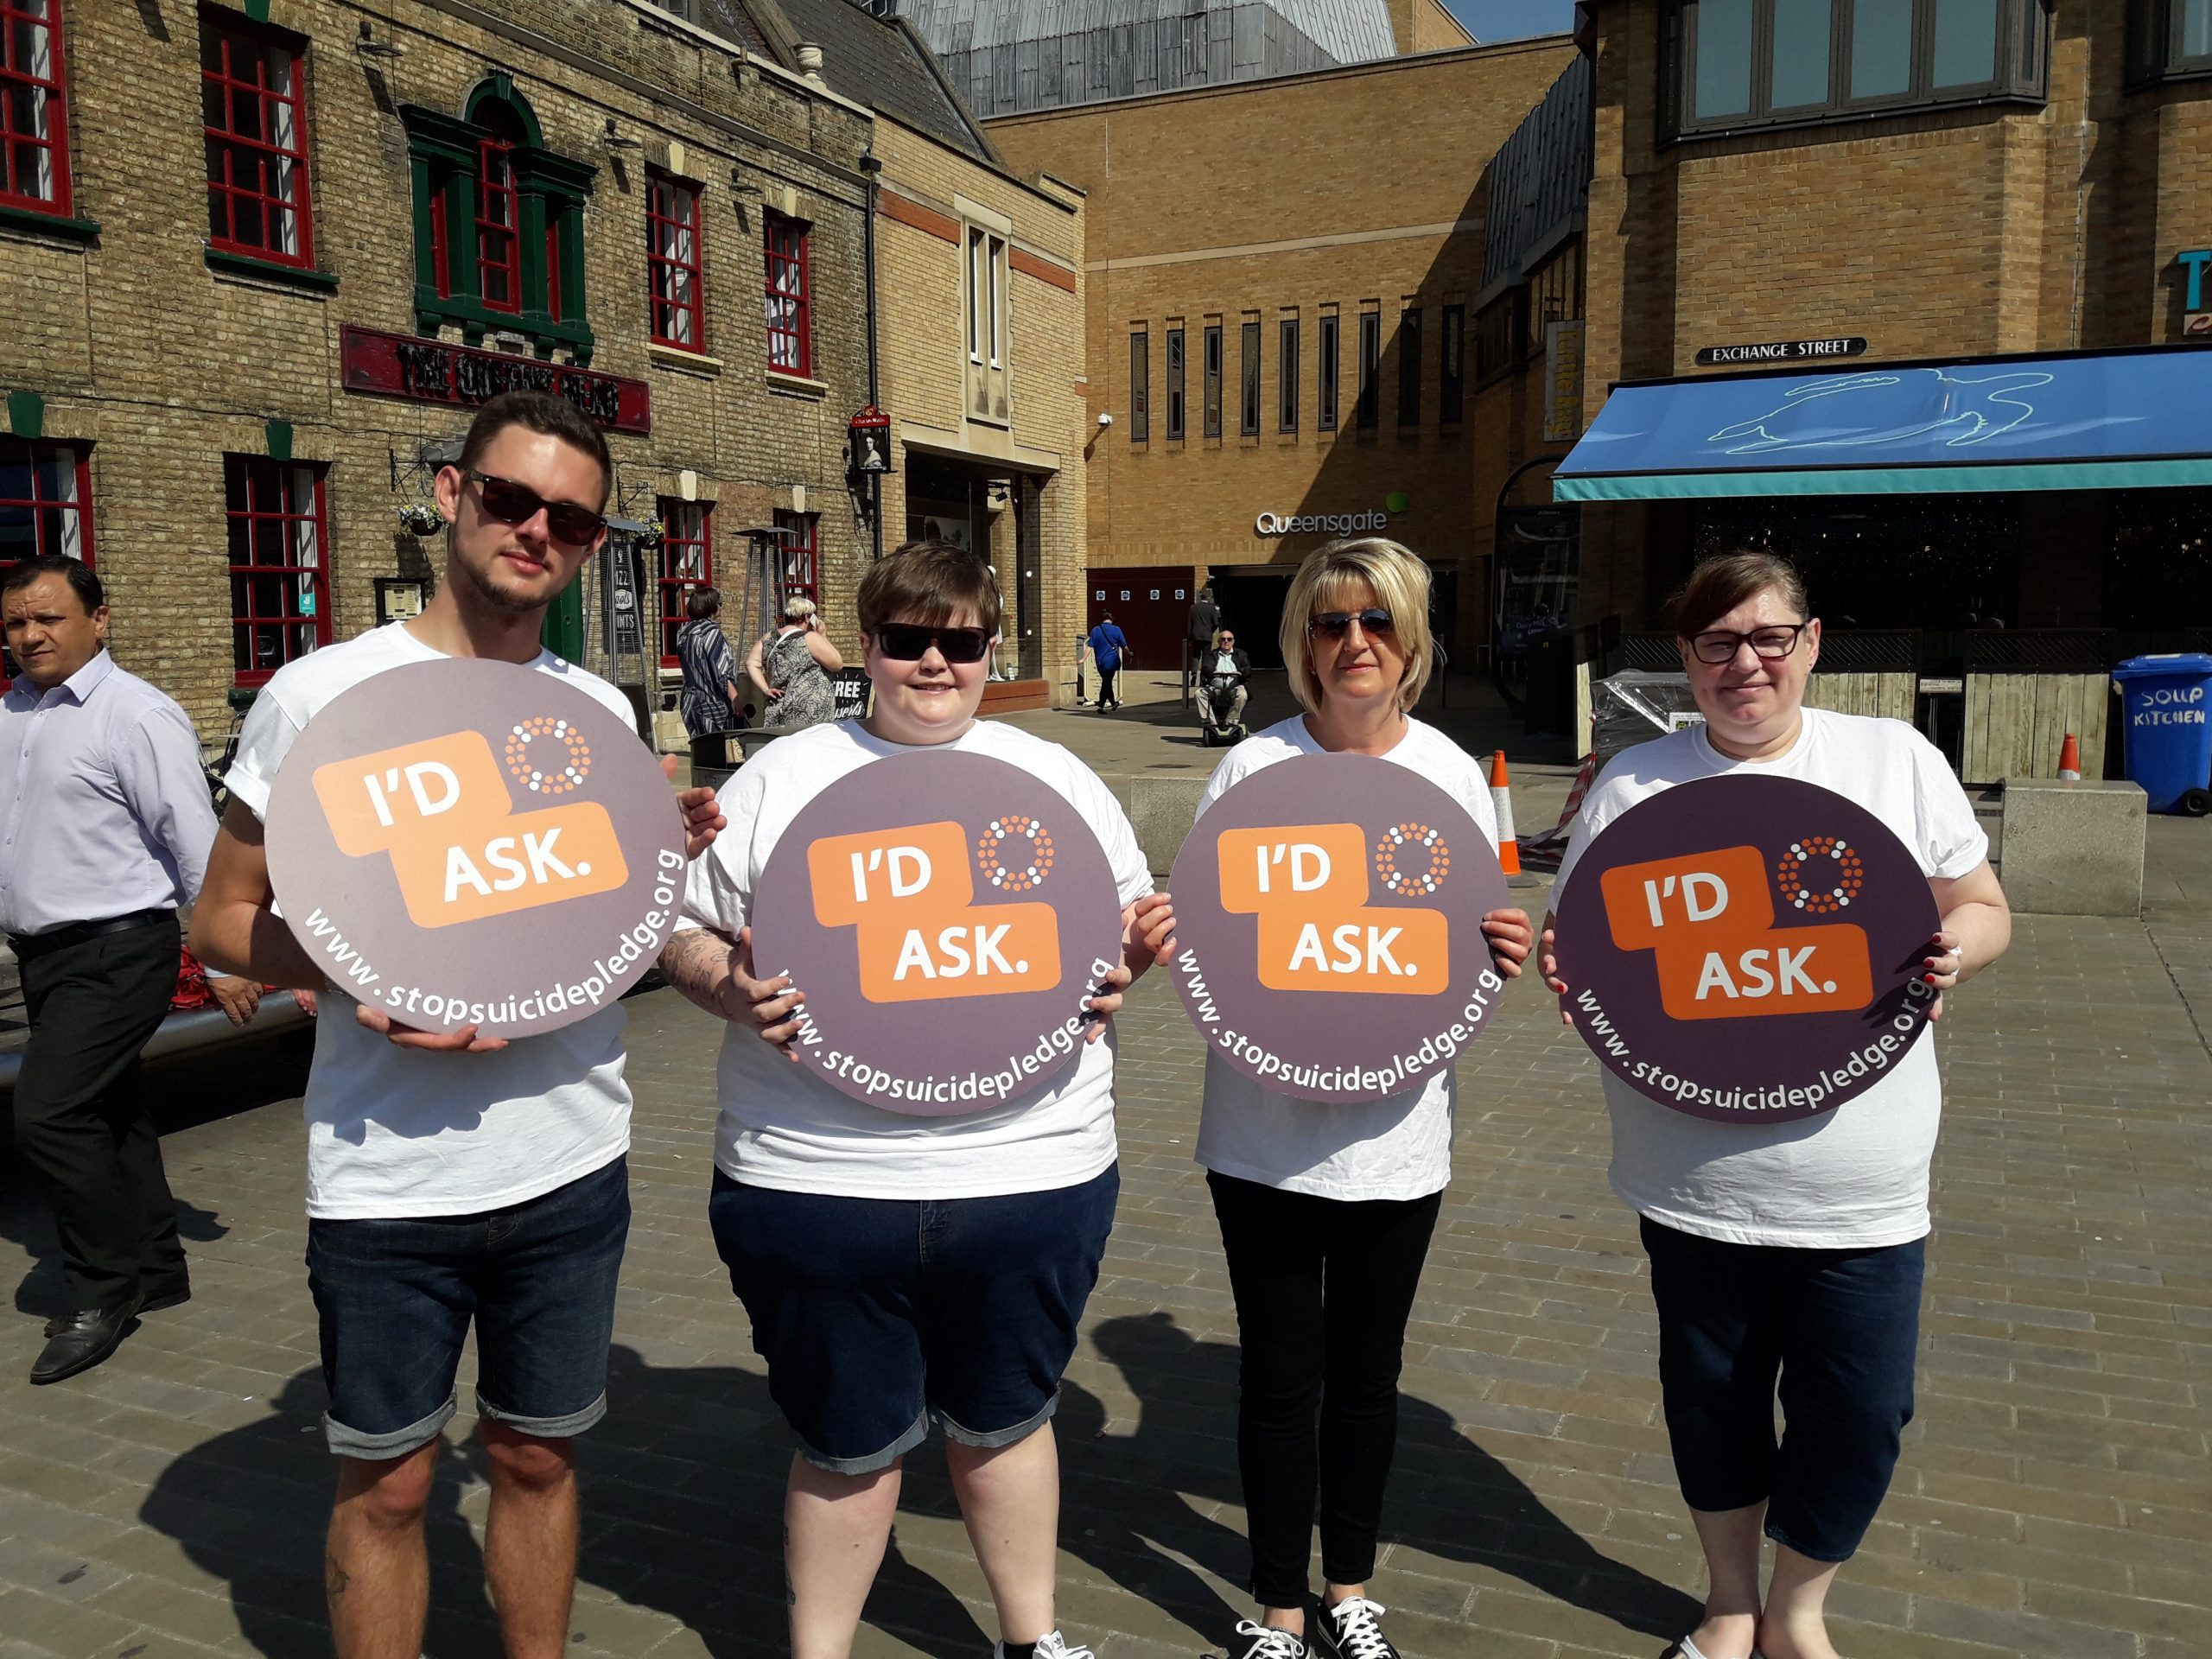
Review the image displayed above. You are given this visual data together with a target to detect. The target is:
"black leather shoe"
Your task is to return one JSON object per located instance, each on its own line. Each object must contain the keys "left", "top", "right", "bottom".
{"left": 30, "top": 1299, "right": 142, "bottom": 1384}
{"left": 140, "top": 1273, "right": 191, "bottom": 1313}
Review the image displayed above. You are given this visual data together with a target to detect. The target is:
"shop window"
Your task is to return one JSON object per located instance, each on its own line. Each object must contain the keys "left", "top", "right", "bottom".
{"left": 773, "top": 508, "right": 818, "bottom": 602}
{"left": 399, "top": 81, "right": 594, "bottom": 359}
{"left": 225, "top": 456, "right": 327, "bottom": 688}
{"left": 1317, "top": 314, "right": 1339, "bottom": 432}
{"left": 0, "top": 439, "right": 94, "bottom": 689}
{"left": 2130, "top": 0, "right": 2212, "bottom": 82}
{"left": 965, "top": 225, "right": 1009, "bottom": 422}
{"left": 1166, "top": 326, "right": 1185, "bottom": 441}
{"left": 1356, "top": 311, "right": 1381, "bottom": 430}
{"left": 1128, "top": 328, "right": 1148, "bottom": 442}
{"left": 764, "top": 211, "right": 811, "bottom": 377}
{"left": 657, "top": 499, "right": 711, "bottom": 664}
{"left": 1440, "top": 303, "right": 1465, "bottom": 424}
{"left": 1240, "top": 321, "right": 1261, "bottom": 437}
{"left": 645, "top": 169, "right": 703, "bottom": 350}
{"left": 1398, "top": 308, "right": 1422, "bottom": 428}
{"left": 1, "top": 0, "right": 73, "bottom": 218}
{"left": 1279, "top": 317, "right": 1300, "bottom": 433}
{"left": 1203, "top": 322, "right": 1223, "bottom": 438}
{"left": 200, "top": 10, "right": 313, "bottom": 268}
{"left": 1667, "top": 0, "right": 2045, "bottom": 136}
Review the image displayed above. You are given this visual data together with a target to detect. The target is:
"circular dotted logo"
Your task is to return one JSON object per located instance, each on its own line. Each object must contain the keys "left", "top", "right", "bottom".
{"left": 505, "top": 717, "right": 592, "bottom": 796}
{"left": 1777, "top": 835, "right": 1865, "bottom": 914}
{"left": 976, "top": 814, "right": 1055, "bottom": 893}
{"left": 1375, "top": 822, "right": 1450, "bottom": 896}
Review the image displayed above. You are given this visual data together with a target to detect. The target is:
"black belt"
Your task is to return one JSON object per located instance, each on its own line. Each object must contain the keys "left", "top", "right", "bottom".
{"left": 9, "top": 908, "right": 176, "bottom": 960}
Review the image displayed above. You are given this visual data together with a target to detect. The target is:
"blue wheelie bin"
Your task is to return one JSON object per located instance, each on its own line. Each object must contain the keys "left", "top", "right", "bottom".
{"left": 2112, "top": 654, "right": 2212, "bottom": 817}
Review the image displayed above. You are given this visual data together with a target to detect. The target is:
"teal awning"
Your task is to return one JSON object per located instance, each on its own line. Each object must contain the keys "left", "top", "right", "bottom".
{"left": 1553, "top": 348, "right": 2212, "bottom": 503}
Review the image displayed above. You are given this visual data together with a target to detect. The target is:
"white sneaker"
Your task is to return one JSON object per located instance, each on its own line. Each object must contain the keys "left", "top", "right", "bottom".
{"left": 994, "top": 1634, "right": 1096, "bottom": 1659}
{"left": 1230, "top": 1620, "right": 1308, "bottom": 1659}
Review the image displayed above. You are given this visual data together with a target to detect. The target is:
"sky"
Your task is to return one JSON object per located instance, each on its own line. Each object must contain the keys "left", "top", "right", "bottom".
{"left": 1446, "top": 0, "right": 1577, "bottom": 41}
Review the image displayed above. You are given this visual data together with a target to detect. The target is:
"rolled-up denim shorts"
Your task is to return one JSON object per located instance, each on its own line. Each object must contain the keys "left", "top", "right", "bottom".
{"left": 305, "top": 1156, "right": 630, "bottom": 1459}
{"left": 709, "top": 1164, "right": 1118, "bottom": 1475}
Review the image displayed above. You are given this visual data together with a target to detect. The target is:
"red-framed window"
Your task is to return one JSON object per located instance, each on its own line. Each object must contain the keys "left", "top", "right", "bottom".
{"left": 475, "top": 111, "right": 523, "bottom": 314}
{"left": 763, "top": 212, "right": 811, "bottom": 377}
{"left": 773, "top": 509, "right": 817, "bottom": 602}
{"left": 647, "top": 169, "right": 704, "bottom": 350}
{"left": 1, "top": 439, "right": 96, "bottom": 689}
{"left": 225, "top": 455, "right": 329, "bottom": 687}
{"left": 657, "top": 499, "right": 711, "bottom": 664}
{"left": 200, "top": 10, "right": 314, "bottom": 268}
{"left": 1, "top": 0, "right": 70, "bottom": 216}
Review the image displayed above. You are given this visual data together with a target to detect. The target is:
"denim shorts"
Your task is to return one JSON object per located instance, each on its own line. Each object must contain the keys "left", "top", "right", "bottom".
{"left": 1641, "top": 1216, "right": 1924, "bottom": 1563}
{"left": 305, "top": 1156, "right": 630, "bottom": 1459}
{"left": 709, "top": 1164, "right": 1118, "bottom": 1475}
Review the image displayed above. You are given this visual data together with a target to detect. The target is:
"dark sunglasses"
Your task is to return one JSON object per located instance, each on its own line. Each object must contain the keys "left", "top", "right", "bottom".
{"left": 1309, "top": 607, "right": 1395, "bottom": 640}
{"left": 465, "top": 471, "right": 607, "bottom": 545}
{"left": 873, "top": 622, "right": 994, "bottom": 664}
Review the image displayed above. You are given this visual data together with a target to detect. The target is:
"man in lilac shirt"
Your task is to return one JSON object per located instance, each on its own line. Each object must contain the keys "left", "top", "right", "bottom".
{"left": 1, "top": 555, "right": 258, "bottom": 1383}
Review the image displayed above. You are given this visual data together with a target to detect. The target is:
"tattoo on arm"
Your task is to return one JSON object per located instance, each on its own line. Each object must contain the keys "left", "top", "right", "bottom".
{"left": 658, "top": 927, "right": 736, "bottom": 1016}
{"left": 325, "top": 1551, "right": 352, "bottom": 1602}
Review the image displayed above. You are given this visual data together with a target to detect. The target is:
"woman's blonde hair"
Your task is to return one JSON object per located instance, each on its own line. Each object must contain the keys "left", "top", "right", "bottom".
{"left": 1279, "top": 537, "right": 1435, "bottom": 713}
{"left": 782, "top": 595, "right": 818, "bottom": 625}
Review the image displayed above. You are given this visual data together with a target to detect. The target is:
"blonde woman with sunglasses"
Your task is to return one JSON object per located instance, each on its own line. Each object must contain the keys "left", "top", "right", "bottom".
{"left": 1190, "top": 538, "right": 1534, "bottom": 1659}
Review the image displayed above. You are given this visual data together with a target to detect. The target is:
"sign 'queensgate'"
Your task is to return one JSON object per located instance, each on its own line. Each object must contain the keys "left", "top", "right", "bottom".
{"left": 1255, "top": 509, "right": 1390, "bottom": 537}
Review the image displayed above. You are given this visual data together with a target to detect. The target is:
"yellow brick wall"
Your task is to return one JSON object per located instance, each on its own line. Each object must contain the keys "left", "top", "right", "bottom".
{"left": 0, "top": 0, "right": 875, "bottom": 741}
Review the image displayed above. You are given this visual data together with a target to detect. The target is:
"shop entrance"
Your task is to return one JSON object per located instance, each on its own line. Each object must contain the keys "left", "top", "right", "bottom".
{"left": 906, "top": 451, "right": 1046, "bottom": 681}
{"left": 1085, "top": 565, "right": 1195, "bottom": 671}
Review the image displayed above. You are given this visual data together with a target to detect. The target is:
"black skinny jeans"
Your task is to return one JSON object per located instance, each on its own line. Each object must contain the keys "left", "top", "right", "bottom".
{"left": 1208, "top": 1171, "right": 1443, "bottom": 1608}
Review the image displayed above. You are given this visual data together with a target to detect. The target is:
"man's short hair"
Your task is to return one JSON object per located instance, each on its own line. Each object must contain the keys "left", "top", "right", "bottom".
{"left": 858, "top": 539, "right": 1002, "bottom": 637}
{"left": 455, "top": 391, "right": 613, "bottom": 511}
{"left": 2, "top": 554, "right": 104, "bottom": 614}
{"left": 685, "top": 585, "right": 721, "bottom": 620}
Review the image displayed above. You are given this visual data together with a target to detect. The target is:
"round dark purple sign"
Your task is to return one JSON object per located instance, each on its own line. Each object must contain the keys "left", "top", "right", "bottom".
{"left": 1552, "top": 775, "right": 1942, "bottom": 1122}
{"left": 749, "top": 751, "right": 1127, "bottom": 1114}
{"left": 1166, "top": 753, "right": 1511, "bottom": 1103}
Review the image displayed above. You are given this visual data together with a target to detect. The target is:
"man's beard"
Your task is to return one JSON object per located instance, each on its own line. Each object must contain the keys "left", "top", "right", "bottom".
{"left": 450, "top": 536, "right": 550, "bottom": 615}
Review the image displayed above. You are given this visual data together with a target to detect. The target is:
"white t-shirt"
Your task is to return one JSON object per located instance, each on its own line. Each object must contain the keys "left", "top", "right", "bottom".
{"left": 1554, "top": 709, "right": 1989, "bottom": 1249}
{"left": 1193, "top": 715, "right": 1502, "bottom": 1202}
{"left": 681, "top": 718, "right": 1154, "bottom": 1199}
{"left": 225, "top": 623, "right": 639, "bottom": 1222}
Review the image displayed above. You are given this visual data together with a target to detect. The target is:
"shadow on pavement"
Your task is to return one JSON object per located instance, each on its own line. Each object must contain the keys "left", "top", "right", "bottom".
{"left": 1071, "top": 1312, "right": 1700, "bottom": 1644}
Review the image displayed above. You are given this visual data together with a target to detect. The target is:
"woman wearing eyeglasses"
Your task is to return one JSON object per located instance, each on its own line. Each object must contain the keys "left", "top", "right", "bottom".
{"left": 1540, "top": 552, "right": 2010, "bottom": 1659}
{"left": 1192, "top": 537, "right": 1534, "bottom": 1659}
{"left": 660, "top": 540, "right": 1176, "bottom": 1659}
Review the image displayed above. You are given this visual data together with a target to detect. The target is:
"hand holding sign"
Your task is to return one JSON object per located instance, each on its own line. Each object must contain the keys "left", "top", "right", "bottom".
{"left": 1550, "top": 775, "right": 1940, "bottom": 1122}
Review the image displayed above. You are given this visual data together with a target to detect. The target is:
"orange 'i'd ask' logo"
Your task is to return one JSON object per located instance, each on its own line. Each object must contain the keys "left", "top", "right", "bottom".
{"left": 1596, "top": 839, "right": 1874, "bottom": 1021}
{"left": 1215, "top": 821, "right": 1450, "bottom": 995}
{"left": 311, "top": 723, "right": 628, "bottom": 929}
{"left": 807, "top": 814, "right": 1063, "bottom": 1003}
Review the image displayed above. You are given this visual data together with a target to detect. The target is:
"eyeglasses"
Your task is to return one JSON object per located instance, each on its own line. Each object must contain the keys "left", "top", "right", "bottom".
{"left": 465, "top": 471, "right": 607, "bottom": 546}
{"left": 1310, "top": 608, "right": 1395, "bottom": 640}
{"left": 872, "top": 622, "right": 994, "bottom": 664}
{"left": 1688, "top": 624, "right": 1807, "bottom": 665}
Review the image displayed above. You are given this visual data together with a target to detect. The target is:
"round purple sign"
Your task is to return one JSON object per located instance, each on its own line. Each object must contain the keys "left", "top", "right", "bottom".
{"left": 264, "top": 658, "right": 688, "bottom": 1039}
{"left": 748, "top": 751, "right": 1128, "bottom": 1114}
{"left": 1552, "top": 774, "right": 1942, "bottom": 1122}
{"left": 1166, "top": 754, "right": 1511, "bottom": 1103}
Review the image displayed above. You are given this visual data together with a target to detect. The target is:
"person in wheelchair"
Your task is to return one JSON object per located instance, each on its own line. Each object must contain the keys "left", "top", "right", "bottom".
{"left": 1198, "top": 626, "right": 1254, "bottom": 746}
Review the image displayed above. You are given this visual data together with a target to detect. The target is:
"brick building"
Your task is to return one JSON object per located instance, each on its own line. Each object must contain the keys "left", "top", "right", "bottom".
{"left": 733, "top": 0, "right": 1091, "bottom": 706}
{"left": 988, "top": 36, "right": 1577, "bottom": 670}
{"left": 0, "top": 0, "right": 881, "bottom": 744}
{"left": 1478, "top": 1, "right": 2212, "bottom": 777}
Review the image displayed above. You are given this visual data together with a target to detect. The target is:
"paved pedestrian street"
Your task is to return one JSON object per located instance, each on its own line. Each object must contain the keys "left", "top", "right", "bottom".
{"left": 2, "top": 820, "right": 2209, "bottom": 1659}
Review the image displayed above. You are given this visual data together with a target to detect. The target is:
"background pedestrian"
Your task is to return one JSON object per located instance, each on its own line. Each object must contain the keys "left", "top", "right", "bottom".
{"left": 677, "top": 586, "right": 746, "bottom": 736}
{"left": 748, "top": 596, "right": 844, "bottom": 733}
{"left": 1086, "top": 613, "right": 1129, "bottom": 711}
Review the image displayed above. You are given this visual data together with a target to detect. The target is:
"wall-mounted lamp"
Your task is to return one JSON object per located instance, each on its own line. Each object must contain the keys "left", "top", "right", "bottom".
{"left": 602, "top": 118, "right": 641, "bottom": 151}
{"left": 730, "top": 170, "right": 763, "bottom": 197}
{"left": 354, "top": 21, "right": 405, "bottom": 57}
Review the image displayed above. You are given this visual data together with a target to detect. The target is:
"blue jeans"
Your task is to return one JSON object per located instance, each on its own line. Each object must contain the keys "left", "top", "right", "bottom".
{"left": 306, "top": 1156, "right": 630, "bottom": 1459}
{"left": 709, "top": 1165, "right": 1119, "bottom": 1474}
{"left": 1641, "top": 1216, "right": 1923, "bottom": 1563}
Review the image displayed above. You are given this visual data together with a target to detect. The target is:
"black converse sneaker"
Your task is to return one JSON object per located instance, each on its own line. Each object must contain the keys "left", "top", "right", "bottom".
{"left": 1313, "top": 1598, "right": 1401, "bottom": 1659}
{"left": 1230, "top": 1620, "right": 1308, "bottom": 1659}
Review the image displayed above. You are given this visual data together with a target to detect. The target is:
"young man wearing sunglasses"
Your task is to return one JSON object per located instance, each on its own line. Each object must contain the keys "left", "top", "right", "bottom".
{"left": 191, "top": 391, "right": 724, "bottom": 1659}
{"left": 661, "top": 538, "right": 1177, "bottom": 1659}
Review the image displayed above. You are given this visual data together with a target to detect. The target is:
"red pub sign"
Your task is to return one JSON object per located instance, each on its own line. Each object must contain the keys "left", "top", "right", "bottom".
{"left": 340, "top": 325, "right": 652, "bottom": 435}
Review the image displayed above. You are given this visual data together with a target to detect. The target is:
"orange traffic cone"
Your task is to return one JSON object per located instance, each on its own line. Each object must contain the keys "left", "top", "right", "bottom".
{"left": 2057, "top": 732, "right": 2082, "bottom": 781}
{"left": 1490, "top": 750, "right": 1522, "bottom": 875}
